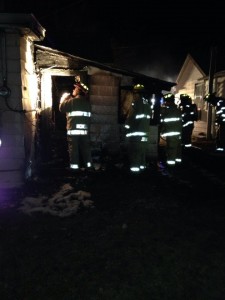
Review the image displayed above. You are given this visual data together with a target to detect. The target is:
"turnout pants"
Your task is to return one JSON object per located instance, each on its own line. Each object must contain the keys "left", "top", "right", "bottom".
{"left": 67, "top": 135, "right": 92, "bottom": 169}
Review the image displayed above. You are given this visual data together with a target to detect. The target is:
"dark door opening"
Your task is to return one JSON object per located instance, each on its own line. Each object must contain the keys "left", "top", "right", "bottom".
{"left": 48, "top": 76, "right": 75, "bottom": 166}
{"left": 52, "top": 75, "right": 75, "bottom": 130}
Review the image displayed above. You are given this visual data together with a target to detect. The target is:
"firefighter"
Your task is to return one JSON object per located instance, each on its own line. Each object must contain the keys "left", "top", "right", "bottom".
{"left": 204, "top": 93, "right": 225, "bottom": 152}
{"left": 159, "top": 93, "right": 182, "bottom": 170}
{"left": 59, "top": 82, "right": 92, "bottom": 172}
{"left": 125, "top": 84, "right": 152, "bottom": 173}
{"left": 215, "top": 97, "right": 225, "bottom": 151}
{"left": 179, "top": 94, "right": 198, "bottom": 148}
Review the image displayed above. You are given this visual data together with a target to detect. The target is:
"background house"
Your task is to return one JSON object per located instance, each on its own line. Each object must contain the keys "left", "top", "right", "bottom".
{"left": 0, "top": 13, "right": 176, "bottom": 189}
{"left": 174, "top": 51, "right": 225, "bottom": 141}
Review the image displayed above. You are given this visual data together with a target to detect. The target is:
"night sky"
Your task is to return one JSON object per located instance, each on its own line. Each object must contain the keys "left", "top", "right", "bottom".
{"left": 2, "top": 0, "right": 225, "bottom": 81}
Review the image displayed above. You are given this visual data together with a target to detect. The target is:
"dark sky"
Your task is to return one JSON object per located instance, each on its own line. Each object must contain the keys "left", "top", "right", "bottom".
{"left": 2, "top": 0, "right": 225, "bottom": 82}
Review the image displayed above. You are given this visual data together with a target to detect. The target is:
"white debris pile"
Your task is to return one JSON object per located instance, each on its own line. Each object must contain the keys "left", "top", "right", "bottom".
{"left": 18, "top": 183, "right": 94, "bottom": 217}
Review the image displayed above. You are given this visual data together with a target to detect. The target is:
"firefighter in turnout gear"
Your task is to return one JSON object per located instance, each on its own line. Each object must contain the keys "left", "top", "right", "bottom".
{"left": 179, "top": 94, "right": 198, "bottom": 148}
{"left": 215, "top": 97, "right": 225, "bottom": 151}
{"left": 159, "top": 93, "right": 182, "bottom": 168}
{"left": 59, "top": 82, "right": 92, "bottom": 172}
{"left": 204, "top": 93, "right": 225, "bottom": 152}
{"left": 125, "top": 84, "right": 152, "bottom": 173}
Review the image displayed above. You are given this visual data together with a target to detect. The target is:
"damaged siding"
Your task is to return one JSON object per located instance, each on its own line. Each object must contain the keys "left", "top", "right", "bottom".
{"left": 20, "top": 37, "right": 39, "bottom": 178}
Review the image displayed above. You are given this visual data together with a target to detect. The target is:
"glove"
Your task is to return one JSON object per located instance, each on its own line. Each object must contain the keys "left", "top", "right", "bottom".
{"left": 60, "top": 92, "right": 71, "bottom": 103}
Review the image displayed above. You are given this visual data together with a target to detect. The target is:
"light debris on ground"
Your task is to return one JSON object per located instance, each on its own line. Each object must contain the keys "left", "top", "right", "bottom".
{"left": 18, "top": 183, "right": 94, "bottom": 217}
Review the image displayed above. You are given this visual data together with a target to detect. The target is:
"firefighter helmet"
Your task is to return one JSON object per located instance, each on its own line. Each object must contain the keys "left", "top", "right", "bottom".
{"left": 133, "top": 83, "right": 145, "bottom": 92}
{"left": 74, "top": 82, "right": 89, "bottom": 94}
{"left": 203, "top": 93, "right": 217, "bottom": 106}
{"left": 180, "top": 93, "right": 192, "bottom": 102}
{"left": 163, "top": 93, "right": 175, "bottom": 102}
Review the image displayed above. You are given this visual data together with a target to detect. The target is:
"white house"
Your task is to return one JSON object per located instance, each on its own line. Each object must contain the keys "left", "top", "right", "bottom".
{"left": 0, "top": 13, "right": 176, "bottom": 189}
{"left": 173, "top": 52, "right": 225, "bottom": 141}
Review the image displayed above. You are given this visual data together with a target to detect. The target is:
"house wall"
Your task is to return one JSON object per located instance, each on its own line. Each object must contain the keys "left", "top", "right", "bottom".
{"left": 0, "top": 28, "right": 41, "bottom": 189}
{"left": 175, "top": 63, "right": 202, "bottom": 99}
{"left": 0, "top": 31, "right": 25, "bottom": 188}
{"left": 215, "top": 76, "right": 225, "bottom": 96}
{"left": 174, "top": 58, "right": 210, "bottom": 140}
{"left": 89, "top": 73, "right": 121, "bottom": 155}
{"left": 20, "top": 37, "right": 40, "bottom": 178}
{"left": 38, "top": 73, "right": 54, "bottom": 161}
{"left": 176, "top": 68, "right": 208, "bottom": 139}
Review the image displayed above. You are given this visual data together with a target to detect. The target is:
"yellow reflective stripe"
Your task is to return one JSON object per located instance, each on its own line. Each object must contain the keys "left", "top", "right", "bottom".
{"left": 141, "top": 137, "right": 148, "bottom": 142}
{"left": 161, "top": 132, "right": 180, "bottom": 137}
{"left": 76, "top": 124, "right": 87, "bottom": 129}
{"left": 67, "top": 130, "right": 88, "bottom": 135}
{"left": 70, "top": 164, "right": 79, "bottom": 169}
{"left": 68, "top": 111, "right": 91, "bottom": 117}
{"left": 135, "top": 114, "right": 151, "bottom": 119}
{"left": 126, "top": 132, "right": 147, "bottom": 137}
{"left": 163, "top": 117, "right": 181, "bottom": 122}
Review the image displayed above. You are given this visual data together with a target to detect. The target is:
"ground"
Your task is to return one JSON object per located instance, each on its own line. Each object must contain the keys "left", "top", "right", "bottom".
{"left": 0, "top": 149, "right": 225, "bottom": 300}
